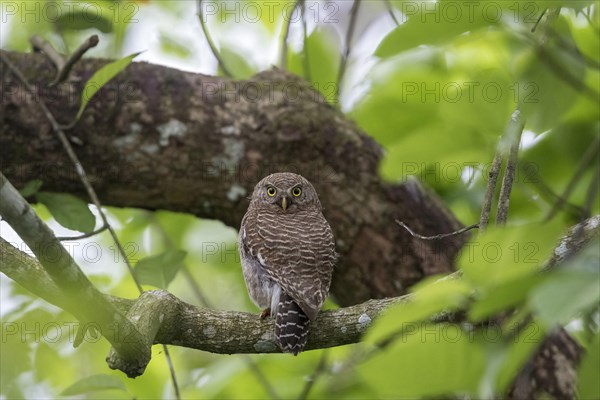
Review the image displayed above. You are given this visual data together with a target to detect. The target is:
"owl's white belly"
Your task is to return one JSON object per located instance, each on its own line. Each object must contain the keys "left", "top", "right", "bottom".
{"left": 240, "top": 249, "right": 281, "bottom": 315}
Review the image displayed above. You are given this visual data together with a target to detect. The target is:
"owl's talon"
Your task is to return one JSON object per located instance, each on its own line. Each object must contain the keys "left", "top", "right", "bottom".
{"left": 260, "top": 308, "right": 271, "bottom": 319}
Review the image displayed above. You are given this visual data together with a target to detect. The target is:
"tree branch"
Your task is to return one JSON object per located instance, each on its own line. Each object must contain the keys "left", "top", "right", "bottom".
{"left": 496, "top": 110, "right": 524, "bottom": 225}
{"left": 196, "top": 0, "right": 232, "bottom": 77}
{"left": 0, "top": 236, "right": 405, "bottom": 366}
{"left": 543, "top": 214, "right": 600, "bottom": 270}
{"left": 31, "top": 34, "right": 99, "bottom": 86}
{"left": 479, "top": 148, "right": 503, "bottom": 231}
{"left": 2, "top": 215, "right": 598, "bottom": 378}
{"left": 279, "top": 0, "right": 301, "bottom": 69}
{"left": 396, "top": 220, "right": 479, "bottom": 240}
{"left": 336, "top": 0, "right": 360, "bottom": 102}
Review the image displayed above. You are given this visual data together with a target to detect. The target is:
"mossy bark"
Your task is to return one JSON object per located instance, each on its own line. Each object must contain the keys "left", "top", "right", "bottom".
{"left": 1, "top": 50, "right": 465, "bottom": 306}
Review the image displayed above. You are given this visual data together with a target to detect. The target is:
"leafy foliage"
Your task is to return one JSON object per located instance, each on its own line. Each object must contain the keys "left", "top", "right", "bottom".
{"left": 36, "top": 191, "right": 96, "bottom": 233}
{"left": 134, "top": 250, "right": 187, "bottom": 289}
{"left": 288, "top": 26, "right": 341, "bottom": 103}
{"left": 18, "top": 179, "right": 43, "bottom": 198}
{"left": 76, "top": 51, "right": 144, "bottom": 120}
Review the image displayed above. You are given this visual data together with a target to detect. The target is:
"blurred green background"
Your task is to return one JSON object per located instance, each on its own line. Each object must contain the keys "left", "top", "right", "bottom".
{"left": 1, "top": 0, "right": 599, "bottom": 399}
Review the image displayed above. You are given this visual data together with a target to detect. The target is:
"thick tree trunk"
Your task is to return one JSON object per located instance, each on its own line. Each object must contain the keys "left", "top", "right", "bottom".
{"left": 1, "top": 50, "right": 465, "bottom": 306}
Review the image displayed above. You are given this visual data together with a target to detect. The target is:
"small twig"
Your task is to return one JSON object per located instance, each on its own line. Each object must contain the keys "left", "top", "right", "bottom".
{"left": 297, "top": 350, "right": 329, "bottom": 400}
{"left": 30, "top": 35, "right": 65, "bottom": 70}
{"left": 197, "top": 0, "right": 233, "bottom": 78}
{"left": 531, "top": 8, "right": 547, "bottom": 32}
{"left": 336, "top": 0, "right": 361, "bottom": 102}
{"left": 384, "top": 0, "right": 400, "bottom": 26}
{"left": 279, "top": 0, "right": 301, "bottom": 69}
{"left": 537, "top": 44, "right": 600, "bottom": 102}
{"left": 151, "top": 214, "right": 212, "bottom": 308}
{"left": 301, "top": 0, "right": 312, "bottom": 82}
{"left": 479, "top": 150, "right": 503, "bottom": 231}
{"left": 57, "top": 224, "right": 108, "bottom": 241}
{"left": 545, "top": 135, "right": 600, "bottom": 221}
{"left": 582, "top": 163, "right": 600, "bottom": 220}
{"left": 31, "top": 35, "right": 99, "bottom": 86}
{"left": 52, "top": 35, "right": 99, "bottom": 86}
{"left": 243, "top": 357, "right": 281, "bottom": 400}
{"left": 521, "top": 162, "right": 586, "bottom": 218}
{"left": 396, "top": 220, "right": 479, "bottom": 240}
{"left": 162, "top": 345, "right": 181, "bottom": 400}
{"left": 496, "top": 110, "right": 525, "bottom": 226}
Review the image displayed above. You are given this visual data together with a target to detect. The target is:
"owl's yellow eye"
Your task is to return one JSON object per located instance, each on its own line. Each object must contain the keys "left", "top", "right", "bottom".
{"left": 266, "top": 187, "right": 277, "bottom": 197}
{"left": 292, "top": 187, "right": 302, "bottom": 197}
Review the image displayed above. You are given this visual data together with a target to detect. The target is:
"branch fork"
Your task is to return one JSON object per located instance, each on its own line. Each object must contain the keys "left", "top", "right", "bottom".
{"left": 30, "top": 34, "right": 99, "bottom": 86}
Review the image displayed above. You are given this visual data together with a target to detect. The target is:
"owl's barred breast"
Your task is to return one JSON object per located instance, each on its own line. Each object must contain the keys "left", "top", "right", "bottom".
{"left": 241, "top": 207, "right": 335, "bottom": 317}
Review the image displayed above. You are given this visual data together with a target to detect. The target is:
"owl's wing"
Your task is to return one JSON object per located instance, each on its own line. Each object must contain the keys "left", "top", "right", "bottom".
{"left": 242, "top": 209, "right": 335, "bottom": 320}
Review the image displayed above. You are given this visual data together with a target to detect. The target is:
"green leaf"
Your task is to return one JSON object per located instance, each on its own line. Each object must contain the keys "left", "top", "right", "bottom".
{"left": 514, "top": 16, "right": 586, "bottom": 132}
{"left": 134, "top": 249, "right": 187, "bottom": 289}
{"left": 529, "top": 243, "right": 600, "bottom": 328}
{"left": 459, "top": 221, "right": 564, "bottom": 289}
{"left": 578, "top": 333, "right": 600, "bottom": 400}
{"left": 469, "top": 273, "right": 541, "bottom": 322}
{"left": 37, "top": 192, "right": 95, "bottom": 233}
{"left": 365, "top": 277, "right": 471, "bottom": 344}
{"left": 493, "top": 318, "right": 547, "bottom": 393}
{"left": 19, "top": 179, "right": 43, "bottom": 197}
{"left": 288, "top": 26, "right": 340, "bottom": 103}
{"left": 35, "top": 343, "right": 74, "bottom": 387}
{"left": 55, "top": 9, "right": 113, "bottom": 33}
{"left": 76, "top": 51, "right": 143, "bottom": 120}
{"left": 159, "top": 32, "right": 192, "bottom": 59}
{"left": 351, "top": 31, "right": 517, "bottom": 182}
{"left": 360, "top": 324, "right": 487, "bottom": 398}
{"left": 60, "top": 374, "right": 127, "bottom": 396}
{"left": 219, "top": 48, "right": 256, "bottom": 79}
{"left": 522, "top": 123, "right": 599, "bottom": 210}
{"left": 376, "top": 1, "right": 499, "bottom": 58}
{"left": 529, "top": 269, "right": 600, "bottom": 328}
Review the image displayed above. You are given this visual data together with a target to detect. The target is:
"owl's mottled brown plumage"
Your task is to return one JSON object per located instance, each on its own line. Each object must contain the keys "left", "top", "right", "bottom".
{"left": 239, "top": 173, "right": 336, "bottom": 355}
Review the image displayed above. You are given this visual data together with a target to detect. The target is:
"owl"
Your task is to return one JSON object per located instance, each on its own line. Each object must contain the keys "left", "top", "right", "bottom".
{"left": 238, "top": 172, "right": 336, "bottom": 355}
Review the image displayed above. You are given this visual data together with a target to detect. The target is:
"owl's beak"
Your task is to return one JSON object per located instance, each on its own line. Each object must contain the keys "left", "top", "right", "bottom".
{"left": 281, "top": 196, "right": 288, "bottom": 211}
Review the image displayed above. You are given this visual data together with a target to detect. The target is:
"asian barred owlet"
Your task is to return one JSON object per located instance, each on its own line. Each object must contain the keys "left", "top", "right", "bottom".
{"left": 238, "top": 172, "right": 336, "bottom": 355}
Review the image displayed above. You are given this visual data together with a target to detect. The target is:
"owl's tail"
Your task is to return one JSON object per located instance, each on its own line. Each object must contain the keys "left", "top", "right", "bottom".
{"left": 275, "top": 293, "right": 310, "bottom": 355}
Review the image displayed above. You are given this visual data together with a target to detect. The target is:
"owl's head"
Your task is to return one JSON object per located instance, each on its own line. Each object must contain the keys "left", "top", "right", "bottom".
{"left": 251, "top": 172, "right": 321, "bottom": 212}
